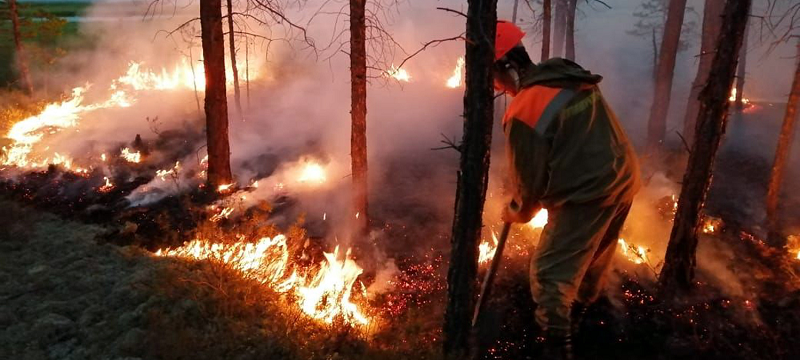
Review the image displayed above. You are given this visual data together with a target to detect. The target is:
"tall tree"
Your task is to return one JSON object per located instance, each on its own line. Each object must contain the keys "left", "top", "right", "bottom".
{"left": 682, "top": 0, "right": 724, "bottom": 144}
{"left": 734, "top": 18, "right": 750, "bottom": 111}
{"left": 350, "top": 0, "right": 368, "bottom": 236}
{"left": 8, "top": 0, "right": 32, "bottom": 95}
{"left": 200, "top": 0, "right": 234, "bottom": 188}
{"left": 659, "top": 0, "right": 751, "bottom": 293}
{"left": 646, "top": 0, "right": 688, "bottom": 153}
{"left": 765, "top": 43, "right": 800, "bottom": 237}
{"left": 565, "top": 0, "right": 577, "bottom": 60}
{"left": 542, "top": 0, "right": 552, "bottom": 61}
{"left": 552, "top": 0, "right": 568, "bottom": 57}
{"left": 226, "top": 0, "right": 243, "bottom": 119}
{"left": 629, "top": 0, "right": 698, "bottom": 110}
{"left": 442, "top": 0, "right": 497, "bottom": 357}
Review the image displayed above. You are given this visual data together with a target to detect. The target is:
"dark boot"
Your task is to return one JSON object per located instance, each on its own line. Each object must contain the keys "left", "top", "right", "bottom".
{"left": 542, "top": 329, "right": 573, "bottom": 360}
{"left": 570, "top": 301, "right": 588, "bottom": 336}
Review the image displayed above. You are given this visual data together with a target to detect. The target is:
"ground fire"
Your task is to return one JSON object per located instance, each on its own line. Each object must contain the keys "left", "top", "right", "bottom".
{"left": 2, "top": 1, "right": 800, "bottom": 360}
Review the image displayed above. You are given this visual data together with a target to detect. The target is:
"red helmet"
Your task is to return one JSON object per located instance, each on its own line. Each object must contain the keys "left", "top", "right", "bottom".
{"left": 495, "top": 20, "right": 526, "bottom": 61}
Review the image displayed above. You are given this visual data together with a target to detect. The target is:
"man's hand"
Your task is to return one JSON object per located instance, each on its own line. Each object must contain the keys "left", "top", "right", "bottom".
{"left": 501, "top": 200, "right": 538, "bottom": 224}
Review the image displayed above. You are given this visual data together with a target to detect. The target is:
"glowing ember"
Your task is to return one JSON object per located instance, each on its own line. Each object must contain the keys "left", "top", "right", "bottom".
{"left": 617, "top": 238, "right": 650, "bottom": 265}
{"left": 446, "top": 57, "right": 465, "bottom": 88}
{"left": 297, "top": 162, "right": 327, "bottom": 184}
{"left": 478, "top": 231, "right": 499, "bottom": 264}
{"left": 155, "top": 236, "right": 371, "bottom": 326}
{"left": 702, "top": 216, "right": 723, "bottom": 234}
{"left": 120, "top": 148, "right": 141, "bottom": 163}
{"left": 386, "top": 65, "right": 410, "bottom": 82}
{"left": 527, "top": 209, "right": 549, "bottom": 229}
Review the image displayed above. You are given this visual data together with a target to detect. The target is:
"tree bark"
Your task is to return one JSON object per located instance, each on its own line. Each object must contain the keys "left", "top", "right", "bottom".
{"left": 564, "top": 0, "right": 577, "bottom": 60}
{"left": 200, "top": 0, "right": 234, "bottom": 188}
{"left": 682, "top": 0, "right": 724, "bottom": 144}
{"left": 8, "top": 0, "right": 33, "bottom": 95}
{"left": 646, "top": 0, "right": 688, "bottom": 154}
{"left": 765, "top": 45, "right": 800, "bottom": 236}
{"left": 734, "top": 17, "right": 749, "bottom": 111}
{"left": 442, "top": 0, "right": 497, "bottom": 358}
{"left": 350, "top": 0, "right": 368, "bottom": 237}
{"left": 542, "top": 0, "right": 552, "bottom": 61}
{"left": 659, "top": 0, "right": 751, "bottom": 294}
{"left": 226, "top": 0, "right": 243, "bottom": 119}
{"left": 552, "top": 0, "right": 567, "bottom": 58}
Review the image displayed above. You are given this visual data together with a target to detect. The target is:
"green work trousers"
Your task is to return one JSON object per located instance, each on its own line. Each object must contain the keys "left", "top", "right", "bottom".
{"left": 530, "top": 200, "right": 632, "bottom": 333}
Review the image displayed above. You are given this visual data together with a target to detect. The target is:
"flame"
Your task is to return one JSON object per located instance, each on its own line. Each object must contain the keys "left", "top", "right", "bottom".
{"left": 217, "top": 183, "right": 234, "bottom": 192}
{"left": 210, "top": 207, "right": 234, "bottom": 222}
{"left": 156, "top": 161, "right": 181, "bottom": 180}
{"left": 617, "top": 238, "right": 650, "bottom": 265}
{"left": 446, "top": 57, "right": 465, "bottom": 88}
{"left": 729, "top": 88, "right": 750, "bottom": 104}
{"left": 297, "top": 246, "right": 369, "bottom": 325}
{"left": 99, "top": 176, "right": 114, "bottom": 192}
{"left": 120, "top": 148, "right": 141, "bottom": 163}
{"left": 2, "top": 60, "right": 259, "bottom": 171}
{"left": 155, "top": 235, "right": 371, "bottom": 326}
{"left": 479, "top": 231, "right": 499, "bottom": 264}
{"left": 297, "top": 162, "right": 327, "bottom": 184}
{"left": 386, "top": 65, "right": 410, "bottom": 82}
{"left": 787, "top": 235, "right": 800, "bottom": 261}
{"left": 527, "top": 209, "right": 549, "bottom": 229}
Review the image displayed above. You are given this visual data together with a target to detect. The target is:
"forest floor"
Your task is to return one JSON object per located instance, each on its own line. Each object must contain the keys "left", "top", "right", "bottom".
{"left": 2, "top": 104, "right": 800, "bottom": 360}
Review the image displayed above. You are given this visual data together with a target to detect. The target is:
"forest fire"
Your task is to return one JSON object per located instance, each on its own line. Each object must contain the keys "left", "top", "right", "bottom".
{"left": 387, "top": 65, "right": 411, "bottom": 82}
{"left": 0, "top": 60, "right": 259, "bottom": 172}
{"left": 296, "top": 161, "right": 327, "bottom": 184}
{"left": 120, "top": 147, "right": 141, "bottom": 163}
{"left": 155, "top": 235, "right": 371, "bottom": 327}
{"left": 446, "top": 57, "right": 465, "bottom": 88}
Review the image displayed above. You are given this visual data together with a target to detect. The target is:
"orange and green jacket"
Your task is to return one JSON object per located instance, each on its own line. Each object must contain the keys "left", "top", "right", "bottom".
{"left": 504, "top": 58, "right": 641, "bottom": 218}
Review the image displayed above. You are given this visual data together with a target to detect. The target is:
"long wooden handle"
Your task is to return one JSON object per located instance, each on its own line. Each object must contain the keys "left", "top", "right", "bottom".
{"left": 472, "top": 222, "right": 512, "bottom": 328}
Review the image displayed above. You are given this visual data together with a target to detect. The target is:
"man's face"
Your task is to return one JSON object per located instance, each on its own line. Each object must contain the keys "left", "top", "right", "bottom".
{"left": 493, "top": 62, "right": 518, "bottom": 96}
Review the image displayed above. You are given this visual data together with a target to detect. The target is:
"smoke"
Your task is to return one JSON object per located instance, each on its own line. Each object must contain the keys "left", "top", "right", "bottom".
{"left": 5, "top": 0, "right": 799, "bottom": 297}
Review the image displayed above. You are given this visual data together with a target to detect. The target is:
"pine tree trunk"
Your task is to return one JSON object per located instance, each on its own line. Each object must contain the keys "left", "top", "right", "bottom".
{"left": 734, "top": 18, "right": 749, "bottom": 111}
{"left": 442, "top": 0, "right": 497, "bottom": 357}
{"left": 682, "top": 0, "right": 724, "bottom": 144}
{"left": 200, "top": 0, "right": 234, "bottom": 188}
{"left": 350, "top": 0, "right": 369, "bottom": 237}
{"left": 646, "top": 0, "right": 688, "bottom": 154}
{"left": 565, "top": 0, "right": 577, "bottom": 61}
{"left": 765, "top": 47, "right": 800, "bottom": 236}
{"left": 542, "top": 0, "right": 552, "bottom": 61}
{"left": 552, "top": 0, "right": 567, "bottom": 58}
{"left": 8, "top": 0, "right": 33, "bottom": 95}
{"left": 659, "top": 0, "right": 751, "bottom": 294}
{"left": 226, "top": 0, "right": 243, "bottom": 119}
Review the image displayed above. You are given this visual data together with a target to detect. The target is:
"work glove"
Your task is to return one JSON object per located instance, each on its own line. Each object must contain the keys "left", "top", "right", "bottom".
{"left": 501, "top": 200, "right": 538, "bottom": 224}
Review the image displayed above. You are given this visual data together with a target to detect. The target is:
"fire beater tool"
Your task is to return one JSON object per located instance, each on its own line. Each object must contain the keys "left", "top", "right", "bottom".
{"left": 472, "top": 222, "right": 512, "bottom": 328}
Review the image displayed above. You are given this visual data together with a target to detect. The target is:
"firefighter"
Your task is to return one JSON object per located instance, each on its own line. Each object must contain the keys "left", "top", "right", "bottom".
{"left": 494, "top": 21, "right": 641, "bottom": 359}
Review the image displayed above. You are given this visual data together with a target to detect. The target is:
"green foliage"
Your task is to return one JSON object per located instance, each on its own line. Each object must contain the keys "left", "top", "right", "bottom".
{"left": 0, "top": 1, "right": 88, "bottom": 88}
